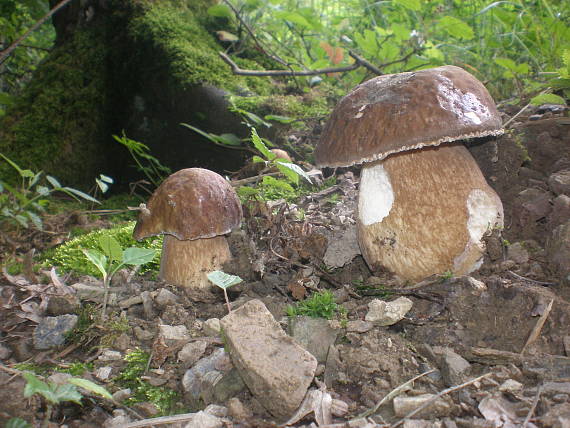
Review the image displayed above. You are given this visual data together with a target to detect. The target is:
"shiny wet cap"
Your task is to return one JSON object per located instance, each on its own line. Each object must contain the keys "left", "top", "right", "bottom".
{"left": 133, "top": 168, "right": 242, "bottom": 241}
{"left": 315, "top": 65, "right": 503, "bottom": 168}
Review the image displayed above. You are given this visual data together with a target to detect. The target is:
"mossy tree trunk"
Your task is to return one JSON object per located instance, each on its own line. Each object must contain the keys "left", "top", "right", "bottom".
{"left": 0, "top": 0, "right": 270, "bottom": 188}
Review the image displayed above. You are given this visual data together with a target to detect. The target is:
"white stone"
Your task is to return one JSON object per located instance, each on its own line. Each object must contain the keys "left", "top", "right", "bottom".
{"left": 203, "top": 318, "right": 221, "bottom": 336}
{"left": 365, "top": 297, "right": 413, "bottom": 325}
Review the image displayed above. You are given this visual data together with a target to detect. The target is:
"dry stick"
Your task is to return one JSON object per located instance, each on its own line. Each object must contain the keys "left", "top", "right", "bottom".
{"left": 356, "top": 369, "right": 436, "bottom": 420}
{"left": 522, "top": 386, "right": 541, "bottom": 428}
{"left": 389, "top": 372, "right": 493, "bottom": 428}
{"left": 521, "top": 298, "right": 554, "bottom": 354}
{"left": 230, "top": 171, "right": 281, "bottom": 187}
{"left": 121, "top": 412, "right": 207, "bottom": 428}
{"left": 503, "top": 103, "right": 530, "bottom": 128}
{"left": 0, "top": 0, "right": 75, "bottom": 66}
{"left": 507, "top": 270, "right": 555, "bottom": 286}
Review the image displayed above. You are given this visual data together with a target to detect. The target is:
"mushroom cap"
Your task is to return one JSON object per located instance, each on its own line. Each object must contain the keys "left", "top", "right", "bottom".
{"left": 133, "top": 168, "right": 242, "bottom": 241}
{"left": 315, "top": 65, "right": 503, "bottom": 168}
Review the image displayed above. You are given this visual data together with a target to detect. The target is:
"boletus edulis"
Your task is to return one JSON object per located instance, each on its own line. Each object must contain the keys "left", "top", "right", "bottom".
{"left": 133, "top": 168, "right": 242, "bottom": 291}
{"left": 315, "top": 65, "right": 504, "bottom": 281}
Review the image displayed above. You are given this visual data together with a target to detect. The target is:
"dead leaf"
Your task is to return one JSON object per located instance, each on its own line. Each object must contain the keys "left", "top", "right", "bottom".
{"left": 287, "top": 280, "right": 307, "bottom": 300}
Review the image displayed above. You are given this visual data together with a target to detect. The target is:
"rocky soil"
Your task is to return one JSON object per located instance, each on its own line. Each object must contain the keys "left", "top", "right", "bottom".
{"left": 0, "top": 108, "right": 569, "bottom": 428}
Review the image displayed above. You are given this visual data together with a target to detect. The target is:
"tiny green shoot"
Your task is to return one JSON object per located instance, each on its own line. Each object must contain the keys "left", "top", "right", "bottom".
{"left": 207, "top": 270, "right": 243, "bottom": 313}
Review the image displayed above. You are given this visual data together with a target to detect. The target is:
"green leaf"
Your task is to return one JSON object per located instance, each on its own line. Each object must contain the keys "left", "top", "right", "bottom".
{"left": 393, "top": 0, "right": 421, "bottom": 12}
{"left": 207, "top": 270, "right": 243, "bottom": 289}
{"left": 250, "top": 128, "right": 272, "bottom": 159}
{"left": 61, "top": 187, "right": 100, "bottom": 204}
{"left": 99, "top": 235, "right": 123, "bottom": 262}
{"left": 99, "top": 174, "right": 114, "bottom": 184}
{"left": 46, "top": 175, "right": 61, "bottom": 188}
{"left": 83, "top": 249, "right": 108, "bottom": 278}
{"left": 530, "top": 93, "right": 566, "bottom": 106}
{"left": 275, "top": 11, "right": 311, "bottom": 28}
{"left": 5, "top": 417, "right": 32, "bottom": 428}
{"left": 264, "top": 114, "right": 295, "bottom": 124}
{"left": 252, "top": 155, "right": 265, "bottom": 164}
{"left": 68, "top": 378, "right": 113, "bottom": 400}
{"left": 26, "top": 211, "right": 43, "bottom": 230}
{"left": 276, "top": 161, "right": 312, "bottom": 184}
{"left": 23, "top": 372, "right": 53, "bottom": 400}
{"left": 217, "top": 133, "right": 242, "bottom": 146}
{"left": 438, "top": 16, "right": 474, "bottom": 40}
{"left": 51, "top": 383, "right": 83, "bottom": 405}
{"left": 122, "top": 247, "right": 159, "bottom": 266}
{"left": 207, "top": 4, "right": 232, "bottom": 18}
{"left": 0, "top": 153, "right": 25, "bottom": 176}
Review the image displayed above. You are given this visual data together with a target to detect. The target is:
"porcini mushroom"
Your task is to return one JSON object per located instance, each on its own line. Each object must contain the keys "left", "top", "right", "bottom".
{"left": 315, "top": 65, "right": 504, "bottom": 281}
{"left": 133, "top": 168, "right": 242, "bottom": 290}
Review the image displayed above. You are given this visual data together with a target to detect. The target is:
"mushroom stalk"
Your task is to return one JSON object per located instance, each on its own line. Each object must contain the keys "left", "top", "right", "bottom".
{"left": 159, "top": 235, "right": 232, "bottom": 288}
{"left": 357, "top": 144, "right": 503, "bottom": 281}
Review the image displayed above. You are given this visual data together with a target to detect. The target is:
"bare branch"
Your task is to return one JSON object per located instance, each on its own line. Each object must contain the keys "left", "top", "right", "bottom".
{"left": 0, "top": 0, "right": 75, "bottom": 66}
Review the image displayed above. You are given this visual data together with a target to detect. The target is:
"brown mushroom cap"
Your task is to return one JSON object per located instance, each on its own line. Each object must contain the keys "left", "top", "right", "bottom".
{"left": 315, "top": 65, "right": 503, "bottom": 168}
{"left": 133, "top": 168, "right": 242, "bottom": 241}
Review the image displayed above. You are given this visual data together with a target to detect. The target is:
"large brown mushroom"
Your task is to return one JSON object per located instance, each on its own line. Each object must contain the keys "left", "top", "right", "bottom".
{"left": 315, "top": 65, "right": 504, "bottom": 281}
{"left": 133, "top": 168, "right": 242, "bottom": 290}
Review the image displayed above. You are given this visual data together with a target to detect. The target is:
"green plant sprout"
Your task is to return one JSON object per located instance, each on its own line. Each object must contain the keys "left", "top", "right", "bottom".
{"left": 21, "top": 372, "right": 111, "bottom": 426}
{"left": 113, "top": 132, "right": 171, "bottom": 190}
{"left": 83, "top": 235, "right": 158, "bottom": 318}
{"left": 0, "top": 154, "right": 99, "bottom": 230}
{"left": 286, "top": 290, "right": 343, "bottom": 320}
{"left": 207, "top": 270, "right": 243, "bottom": 313}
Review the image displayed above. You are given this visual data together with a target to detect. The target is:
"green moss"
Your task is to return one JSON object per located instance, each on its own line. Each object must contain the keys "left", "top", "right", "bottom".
{"left": 42, "top": 222, "right": 162, "bottom": 276}
{"left": 0, "top": 27, "right": 109, "bottom": 186}
{"left": 231, "top": 93, "right": 329, "bottom": 120}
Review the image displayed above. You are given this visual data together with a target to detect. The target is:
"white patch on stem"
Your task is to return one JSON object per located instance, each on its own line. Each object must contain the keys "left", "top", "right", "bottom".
{"left": 358, "top": 163, "right": 394, "bottom": 226}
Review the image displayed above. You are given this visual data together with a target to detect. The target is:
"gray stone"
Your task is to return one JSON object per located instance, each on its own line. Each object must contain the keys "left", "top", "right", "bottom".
{"left": 220, "top": 299, "right": 317, "bottom": 421}
{"left": 33, "top": 314, "right": 78, "bottom": 350}
{"left": 436, "top": 347, "right": 471, "bottom": 386}
{"left": 133, "top": 326, "right": 155, "bottom": 341}
{"left": 112, "top": 388, "right": 131, "bottom": 402}
{"left": 549, "top": 169, "right": 570, "bottom": 196}
{"left": 0, "top": 343, "right": 13, "bottom": 360}
{"left": 324, "top": 345, "right": 343, "bottom": 389}
{"left": 203, "top": 318, "right": 221, "bottom": 336}
{"left": 550, "top": 195, "right": 570, "bottom": 231}
{"left": 346, "top": 320, "right": 374, "bottom": 333}
{"left": 323, "top": 224, "right": 360, "bottom": 268}
{"left": 506, "top": 242, "right": 529, "bottom": 264}
{"left": 178, "top": 340, "right": 208, "bottom": 368}
{"left": 515, "top": 188, "right": 552, "bottom": 225}
{"left": 182, "top": 411, "right": 224, "bottom": 428}
{"left": 289, "top": 316, "right": 339, "bottom": 363}
{"left": 541, "top": 403, "right": 570, "bottom": 428}
{"left": 365, "top": 297, "right": 413, "bottom": 325}
{"left": 46, "top": 295, "right": 80, "bottom": 316}
{"left": 499, "top": 379, "right": 523, "bottom": 393}
{"left": 158, "top": 324, "right": 190, "bottom": 344}
{"left": 155, "top": 288, "right": 178, "bottom": 307}
{"left": 95, "top": 366, "right": 113, "bottom": 381}
{"left": 403, "top": 421, "right": 436, "bottom": 428}
{"left": 393, "top": 394, "right": 452, "bottom": 418}
{"left": 98, "top": 350, "right": 123, "bottom": 361}
{"left": 227, "top": 397, "right": 253, "bottom": 421}
{"left": 547, "top": 221, "right": 570, "bottom": 282}
{"left": 182, "top": 348, "right": 227, "bottom": 401}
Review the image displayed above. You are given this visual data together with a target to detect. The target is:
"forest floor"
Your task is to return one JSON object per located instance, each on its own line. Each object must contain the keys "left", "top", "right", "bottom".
{"left": 0, "top": 107, "right": 569, "bottom": 428}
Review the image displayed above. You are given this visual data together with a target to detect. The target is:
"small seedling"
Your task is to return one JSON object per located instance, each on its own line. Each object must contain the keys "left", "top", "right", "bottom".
{"left": 22, "top": 372, "right": 111, "bottom": 426}
{"left": 207, "top": 270, "right": 243, "bottom": 313}
{"left": 83, "top": 235, "right": 158, "bottom": 318}
{"left": 286, "top": 290, "right": 343, "bottom": 320}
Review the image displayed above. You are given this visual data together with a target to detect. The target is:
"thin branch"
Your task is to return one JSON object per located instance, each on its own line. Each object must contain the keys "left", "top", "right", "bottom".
{"left": 0, "top": 0, "right": 75, "bottom": 66}
{"left": 348, "top": 50, "right": 383, "bottom": 74}
{"left": 507, "top": 270, "right": 555, "bottom": 286}
{"left": 522, "top": 386, "right": 541, "bottom": 428}
{"left": 390, "top": 372, "right": 493, "bottom": 428}
{"left": 219, "top": 51, "right": 359, "bottom": 76}
{"left": 521, "top": 298, "right": 554, "bottom": 354}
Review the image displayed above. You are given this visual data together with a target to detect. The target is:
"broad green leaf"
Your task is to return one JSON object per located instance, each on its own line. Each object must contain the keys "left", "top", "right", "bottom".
{"left": 99, "top": 174, "right": 114, "bottom": 184}
{"left": 530, "top": 93, "right": 566, "bottom": 106}
{"left": 494, "top": 57, "right": 517, "bottom": 70}
{"left": 122, "top": 247, "right": 159, "bottom": 266}
{"left": 5, "top": 417, "right": 32, "bottom": 428}
{"left": 217, "top": 133, "right": 242, "bottom": 146}
{"left": 83, "top": 249, "right": 108, "bottom": 278}
{"left": 96, "top": 178, "right": 109, "bottom": 193}
{"left": 216, "top": 31, "right": 239, "bottom": 42}
{"left": 14, "top": 215, "right": 29, "bottom": 228}
{"left": 26, "top": 211, "right": 43, "bottom": 230}
{"left": 394, "top": 0, "right": 421, "bottom": 12}
{"left": 264, "top": 115, "right": 295, "bottom": 124}
{"left": 207, "top": 4, "right": 232, "bottom": 18}
{"left": 23, "top": 373, "right": 56, "bottom": 403}
{"left": 68, "top": 378, "right": 113, "bottom": 400}
{"left": 438, "top": 16, "right": 474, "bottom": 40}
{"left": 36, "top": 185, "right": 49, "bottom": 196}
{"left": 99, "top": 235, "right": 123, "bottom": 262}
{"left": 0, "top": 153, "right": 25, "bottom": 176}
{"left": 252, "top": 155, "right": 266, "bottom": 164}
{"left": 46, "top": 175, "right": 61, "bottom": 188}
{"left": 207, "top": 270, "right": 243, "bottom": 289}
{"left": 275, "top": 11, "right": 311, "bottom": 28}
{"left": 276, "top": 161, "right": 312, "bottom": 184}
{"left": 250, "top": 128, "right": 272, "bottom": 160}
{"left": 61, "top": 187, "right": 100, "bottom": 204}
{"left": 180, "top": 123, "right": 222, "bottom": 145}
{"left": 51, "top": 383, "right": 83, "bottom": 405}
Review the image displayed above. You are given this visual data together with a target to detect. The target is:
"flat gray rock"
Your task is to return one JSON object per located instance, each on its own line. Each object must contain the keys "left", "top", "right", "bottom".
{"left": 33, "top": 314, "right": 78, "bottom": 350}
{"left": 220, "top": 299, "right": 317, "bottom": 421}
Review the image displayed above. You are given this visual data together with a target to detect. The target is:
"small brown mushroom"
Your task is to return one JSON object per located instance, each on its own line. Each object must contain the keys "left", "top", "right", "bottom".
{"left": 315, "top": 65, "right": 504, "bottom": 281}
{"left": 133, "top": 168, "right": 242, "bottom": 290}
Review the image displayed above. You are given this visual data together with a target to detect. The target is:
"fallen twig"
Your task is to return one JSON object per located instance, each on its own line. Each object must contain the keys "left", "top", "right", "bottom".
{"left": 522, "top": 386, "right": 541, "bottom": 428}
{"left": 507, "top": 270, "right": 555, "bottom": 286}
{"left": 356, "top": 369, "right": 436, "bottom": 419}
{"left": 390, "top": 372, "right": 493, "bottom": 428}
{"left": 121, "top": 412, "right": 209, "bottom": 428}
{"left": 521, "top": 299, "right": 554, "bottom": 354}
